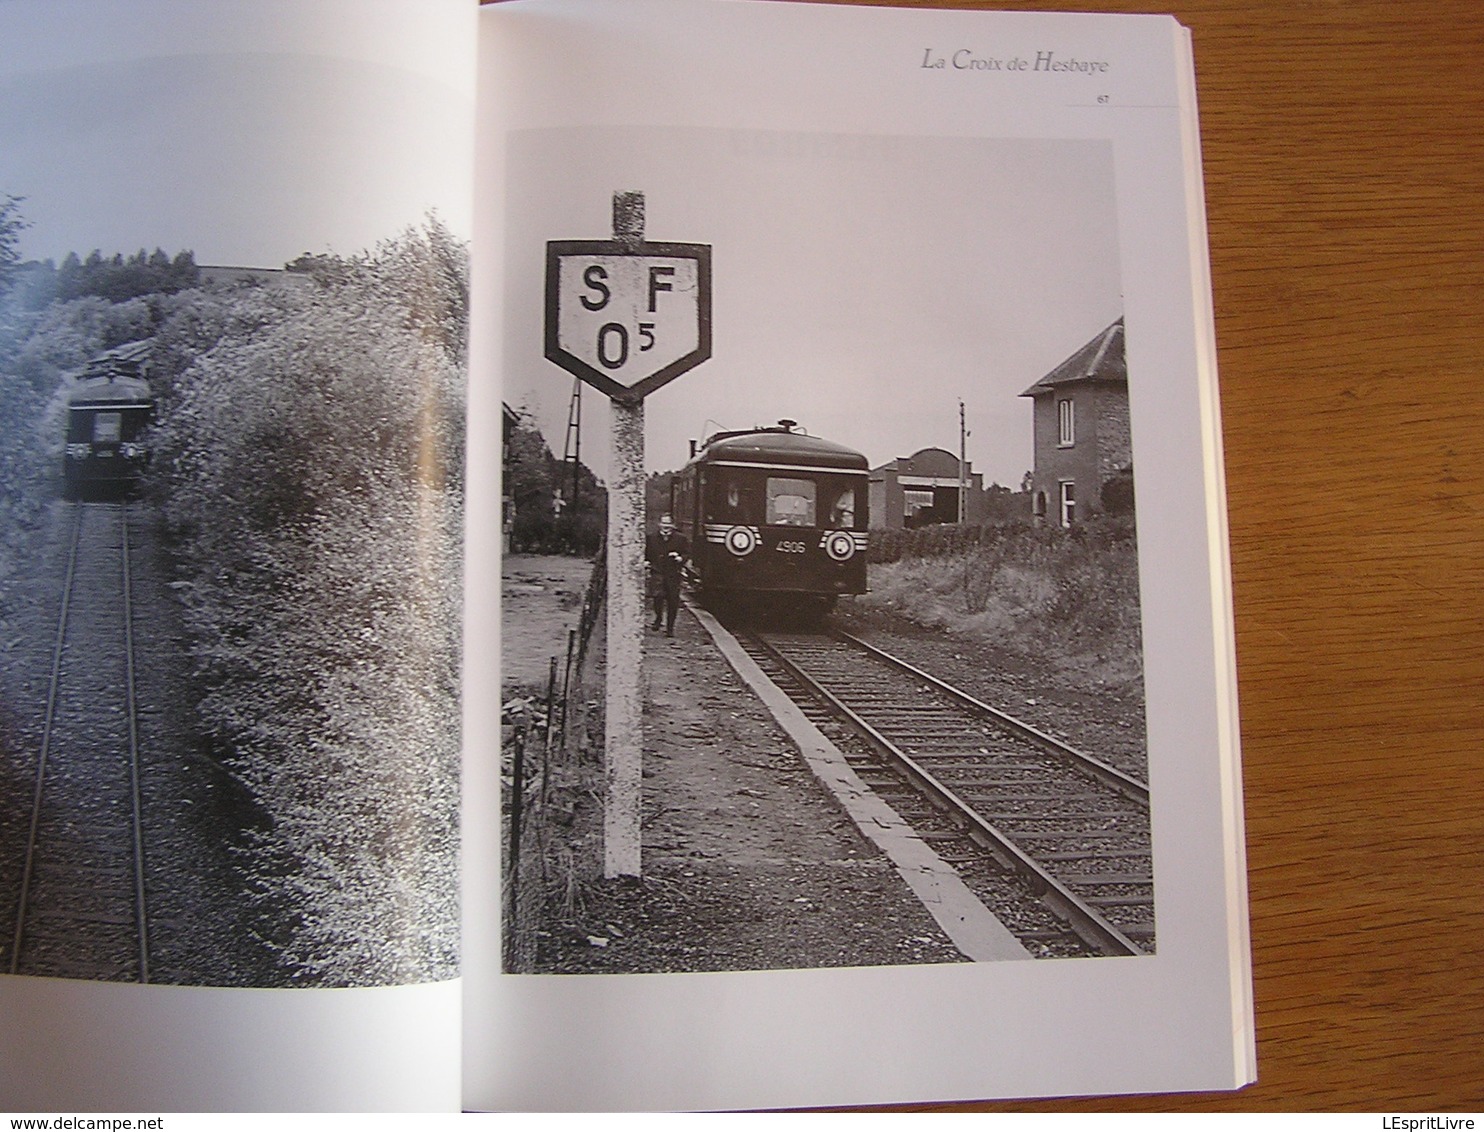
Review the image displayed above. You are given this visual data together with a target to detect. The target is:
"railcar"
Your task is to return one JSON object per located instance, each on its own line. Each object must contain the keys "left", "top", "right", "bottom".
{"left": 63, "top": 340, "right": 155, "bottom": 497}
{"left": 671, "top": 420, "right": 869, "bottom": 618}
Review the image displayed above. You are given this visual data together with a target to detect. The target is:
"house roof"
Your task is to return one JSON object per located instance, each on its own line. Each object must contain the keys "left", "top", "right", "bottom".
{"left": 1019, "top": 317, "right": 1125, "bottom": 397}
{"left": 871, "top": 447, "right": 966, "bottom": 479}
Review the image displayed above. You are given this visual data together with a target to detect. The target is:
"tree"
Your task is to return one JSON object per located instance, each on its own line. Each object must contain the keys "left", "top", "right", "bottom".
{"left": 979, "top": 482, "right": 1031, "bottom": 522}
{"left": 46, "top": 245, "right": 199, "bottom": 303}
{"left": 168, "top": 250, "right": 199, "bottom": 291}
{"left": 504, "top": 417, "right": 605, "bottom": 555}
{"left": 646, "top": 469, "right": 676, "bottom": 526}
{"left": 284, "top": 250, "right": 353, "bottom": 286}
{"left": 0, "top": 195, "right": 29, "bottom": 289}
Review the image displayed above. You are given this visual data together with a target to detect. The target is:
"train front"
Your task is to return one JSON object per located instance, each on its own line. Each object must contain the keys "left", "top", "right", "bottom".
{"left": 684, "top": 425, "right": 869, "bottom": 616}
{"left": 63, "top": 342, "right": 156, "bottom": 497}
{"left": 64, "top": 377, "right": 154, "bottom": 496}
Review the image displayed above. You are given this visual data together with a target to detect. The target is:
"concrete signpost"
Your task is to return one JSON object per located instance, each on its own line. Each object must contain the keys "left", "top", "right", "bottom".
{"left": 544, "top": 192, "right": 712, "bottom": 877}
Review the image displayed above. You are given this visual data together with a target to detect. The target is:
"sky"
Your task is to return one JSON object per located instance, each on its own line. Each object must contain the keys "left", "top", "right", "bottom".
{"left": 0, "top": 0, "right": 472, "bottom": 270}
{"left": 0, "top": 1, "right": 1125, "bottom": 491}
{"left": 501, "top": 127, "right": 1124, "bottom": 489}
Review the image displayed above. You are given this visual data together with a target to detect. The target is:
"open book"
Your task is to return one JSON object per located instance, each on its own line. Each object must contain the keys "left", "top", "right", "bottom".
{"left": 0, "top": 0, "right": 1253, "bottom": 1112}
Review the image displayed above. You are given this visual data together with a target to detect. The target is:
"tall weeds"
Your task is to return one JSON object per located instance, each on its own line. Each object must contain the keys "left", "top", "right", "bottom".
{"left": 862, "top": 519, "right": 1144, "bottom": 684}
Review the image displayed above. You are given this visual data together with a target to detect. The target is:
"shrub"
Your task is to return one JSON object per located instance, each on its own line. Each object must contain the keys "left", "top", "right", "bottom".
{"left": 152, "top": 218, "right": 467, "bottom": 985}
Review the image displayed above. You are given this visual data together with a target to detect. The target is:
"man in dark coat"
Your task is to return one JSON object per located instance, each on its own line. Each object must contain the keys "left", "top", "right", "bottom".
{"left": 645, "top": 514, "right": 689, "bottom": 636}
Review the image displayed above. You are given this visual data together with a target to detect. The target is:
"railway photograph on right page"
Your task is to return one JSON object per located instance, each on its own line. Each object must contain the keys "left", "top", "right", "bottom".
{"left": 499, "top": 125, "right": 1152, "bottom": 973}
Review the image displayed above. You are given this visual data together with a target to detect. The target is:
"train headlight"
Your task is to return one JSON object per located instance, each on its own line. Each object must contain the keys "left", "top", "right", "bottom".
{"left": 724, "top": 525, "right": 758, "bottom": 556}
{"left": 823, "top": 531, "right": 857, "bottom": 562}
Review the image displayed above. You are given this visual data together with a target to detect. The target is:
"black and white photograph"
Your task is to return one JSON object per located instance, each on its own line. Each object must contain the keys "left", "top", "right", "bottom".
{"left": 499, "top": 124, "right": 1154, "bottom": 974}
{"left": 0, "top": 0, "right": 470, "bottom": 989}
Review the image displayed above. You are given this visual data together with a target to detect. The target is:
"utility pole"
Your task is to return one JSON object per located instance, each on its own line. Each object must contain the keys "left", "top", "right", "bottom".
{"left": 601, "top": 193, "right": 646, "bottom": 878}
{"left": 958, "top": 399, "right": 968, "bottom": 525}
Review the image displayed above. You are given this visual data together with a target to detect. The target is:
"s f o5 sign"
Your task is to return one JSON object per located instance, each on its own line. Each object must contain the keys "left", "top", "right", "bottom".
{"left": 545, "top": 239, "right": 712, "bottom": 403}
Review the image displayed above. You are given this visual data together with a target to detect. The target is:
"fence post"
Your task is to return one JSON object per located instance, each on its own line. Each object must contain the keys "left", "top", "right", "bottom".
{"left": 506, "top": 725, "right": 525, "bottom": 961}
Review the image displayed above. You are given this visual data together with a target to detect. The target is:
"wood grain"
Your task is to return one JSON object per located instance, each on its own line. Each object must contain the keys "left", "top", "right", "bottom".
{"left": 485, "top": 0, "right": 1484, "bottom": 1110}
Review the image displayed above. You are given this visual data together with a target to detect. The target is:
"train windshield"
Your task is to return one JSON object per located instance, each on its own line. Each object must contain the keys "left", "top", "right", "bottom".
{"left": 92, "top": 413, "right": 122, "bottom": 443}
{"left": 705, "top": 468, "right": 864, "bottom": 529}
{"left": 766, "top": 477, "right": 815, "bottom": 527}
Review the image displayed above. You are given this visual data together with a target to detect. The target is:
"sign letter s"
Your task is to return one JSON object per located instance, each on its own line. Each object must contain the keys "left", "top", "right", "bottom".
{"left": 581, "top": 264, "right": 611, "bottom": 311}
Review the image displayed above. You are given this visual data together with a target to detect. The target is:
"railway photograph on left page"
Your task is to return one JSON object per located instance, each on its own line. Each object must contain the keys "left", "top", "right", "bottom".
{"left": 0, "top": 0, "right": 472, "bottom": 988}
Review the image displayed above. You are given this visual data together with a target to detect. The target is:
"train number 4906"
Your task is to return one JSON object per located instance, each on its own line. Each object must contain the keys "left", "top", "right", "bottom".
{"left": 776, "top": 541, "right": 807, "bottom": 554}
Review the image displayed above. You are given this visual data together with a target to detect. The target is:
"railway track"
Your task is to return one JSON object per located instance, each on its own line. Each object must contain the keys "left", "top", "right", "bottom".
{"left": 9, "top": 501, "right": 151, "bottom": 981}
{"left": 737, "top": 627, "right": 1154, "bottom": 958}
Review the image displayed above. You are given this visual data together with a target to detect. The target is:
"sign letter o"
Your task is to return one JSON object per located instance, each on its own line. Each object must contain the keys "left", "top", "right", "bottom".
{"left": 597, "top": 322, "right": 629, "bottom": 370}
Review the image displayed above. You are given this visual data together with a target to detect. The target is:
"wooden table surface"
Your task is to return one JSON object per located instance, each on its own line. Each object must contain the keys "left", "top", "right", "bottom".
{"left": 484, "top": 0, "right": 1483, "bottom": 1111}
{"left": 867, "top": 0, "right": 1483, "bottom": 1114}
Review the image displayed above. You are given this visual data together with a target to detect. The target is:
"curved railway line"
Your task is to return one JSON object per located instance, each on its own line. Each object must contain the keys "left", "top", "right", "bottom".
{"left": 8, "top": 501, "right": 151, "bottom": 982}
{"left": 736, "top": 626, "right": 1155, "bottom": 958}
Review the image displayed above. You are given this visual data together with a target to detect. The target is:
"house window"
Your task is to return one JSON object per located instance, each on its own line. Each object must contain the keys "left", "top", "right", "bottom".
{"left": 1057, "top": 398, "right": 1075, "bottom": 447}
{"left": 1059, "top": 480, "right": 1076, "bottom": 527}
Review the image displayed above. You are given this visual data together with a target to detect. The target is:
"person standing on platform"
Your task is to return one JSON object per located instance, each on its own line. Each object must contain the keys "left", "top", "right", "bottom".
{"left": 646, "top": 514, "right": 689, "bottom": 637}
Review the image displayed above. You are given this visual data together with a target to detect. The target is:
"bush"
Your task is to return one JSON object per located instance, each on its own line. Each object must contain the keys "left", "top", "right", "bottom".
{"left": 1, "top": 222, "right": 468, "bottom": 985}
{"left": 152, "top": 218, "right": 467, "bottom": 985}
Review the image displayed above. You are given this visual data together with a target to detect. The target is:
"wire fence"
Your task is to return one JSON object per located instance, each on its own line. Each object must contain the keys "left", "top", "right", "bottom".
{"left": 502, "top": 552, "right": 606, "bottom": 971}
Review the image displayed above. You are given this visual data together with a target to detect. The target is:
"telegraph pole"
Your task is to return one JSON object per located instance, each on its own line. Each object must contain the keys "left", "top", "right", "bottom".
{"left": 958, "top": 399, "right": 968, "bottom": 525}
{"left": 562, "top": 377, "right": 582, "bottom": 525}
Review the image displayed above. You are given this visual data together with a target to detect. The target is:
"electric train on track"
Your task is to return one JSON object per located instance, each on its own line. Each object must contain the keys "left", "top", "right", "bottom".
{"left": 669, "top": 420, "right": 869, "bottom": 618}
{"left": 63, "top": 340, "right": 155, "bottom": 497}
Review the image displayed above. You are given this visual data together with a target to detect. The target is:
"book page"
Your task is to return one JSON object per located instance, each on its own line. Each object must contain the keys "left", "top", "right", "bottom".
{"left": 0, "top": 0, "right": 472, "bottom": 1111}
{"left": 468, "top": 0, "right": 1252, "bottom": 1111}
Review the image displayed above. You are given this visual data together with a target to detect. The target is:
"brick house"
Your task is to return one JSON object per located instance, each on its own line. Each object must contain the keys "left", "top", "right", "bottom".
{"left": 1019, "top": 317, "right": 1131, "bottom": 526}
{"left": 868, "top": 447, "right": 986, "bottom": 529}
